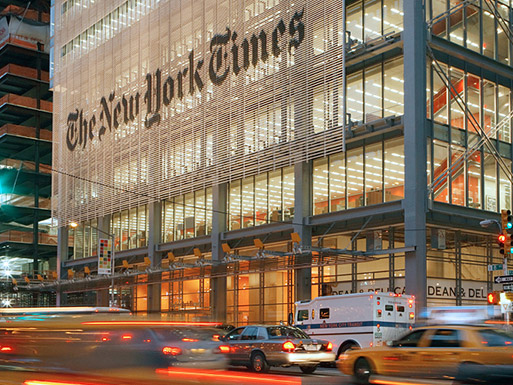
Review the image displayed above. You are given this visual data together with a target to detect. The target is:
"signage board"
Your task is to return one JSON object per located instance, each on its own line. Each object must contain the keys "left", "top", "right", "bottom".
{"left": 488, "top": 264, "right": 503, "bottom": 271}
{"left": 503, "top": 284, "right": 513, "bottom": 292}
{"left": 494, "top": 275, "right": 513, "bottom": 284}
{"left": 98, "top": 238, "right": 112, "bottom": 275}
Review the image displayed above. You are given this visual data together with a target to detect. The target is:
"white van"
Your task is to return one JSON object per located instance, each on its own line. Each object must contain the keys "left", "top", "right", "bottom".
{"left": 293, "top": 292, "right": 415, "bottom": 359}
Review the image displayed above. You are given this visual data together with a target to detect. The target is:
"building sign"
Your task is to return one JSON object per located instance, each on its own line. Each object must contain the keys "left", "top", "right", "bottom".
{"left": 98, "top": 238, "right": 112, "bottom": 275}
{"left": 65, "top": 10, "right": 305, "bottom": 152}
{"left": 329, "top": 278, "right": 496, "bottom": 301}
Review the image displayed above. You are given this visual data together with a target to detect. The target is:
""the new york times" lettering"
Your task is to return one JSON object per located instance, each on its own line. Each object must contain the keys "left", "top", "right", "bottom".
{"left": 66, "top": 9, "right": 304, "bottom": 152}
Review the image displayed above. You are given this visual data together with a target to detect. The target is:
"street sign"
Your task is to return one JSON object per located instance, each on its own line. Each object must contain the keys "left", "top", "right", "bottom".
{"left": 494, "top": 275, "right": 513, "bottom": 284}
{"left": 504, "top": 284, "right": 513, "bottom": 292}
{"left": 488, "top": 264, "right": 503, "bottom": 271}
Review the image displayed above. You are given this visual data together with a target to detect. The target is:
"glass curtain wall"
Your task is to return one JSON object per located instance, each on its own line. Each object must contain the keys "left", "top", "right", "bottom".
{"left": 111, "top": 204, "right": 149, "bottom": 252}
{"left": 227, "top": 166, "right": 295, "bottom": 230}
{"left": 162, "top": 188, "right": 213, "bottom": 242}
{"left": 428, "top": 60, "right": 513, "bottom": 211}
{"left": 313, "top": 137, "right": 404, "bottom": 214}
{"left": 71, "top": 219, "right": 98, "bottom": 260}
{"left": 428, "top": 0, "right": 512, "bottom": 66}
{"left": 314, "top": 57, "right": 404, "bottom": 132}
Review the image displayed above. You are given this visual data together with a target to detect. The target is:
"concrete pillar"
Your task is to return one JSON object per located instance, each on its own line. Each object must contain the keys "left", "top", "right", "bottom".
{"left": 56, "top": 226, "right": 69, "bottom": 306}
{"left": 211, "top": 183, "right": 228, "bottom": 322}
{"left": 403, "top": 0, "right": 428, "bottom": 309}
{"left": 294, "top": 161, "right": 312, "bottom": 301}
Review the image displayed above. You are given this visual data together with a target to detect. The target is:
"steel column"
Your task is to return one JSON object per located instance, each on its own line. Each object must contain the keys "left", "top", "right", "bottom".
{"left": 404, "top": 0, "right": 428, "bottom": 309}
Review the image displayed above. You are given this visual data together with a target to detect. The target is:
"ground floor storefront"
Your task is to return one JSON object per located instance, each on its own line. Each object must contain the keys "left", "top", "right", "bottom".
{"left": 55, "top": 221, "right": 503, "bottom": 326}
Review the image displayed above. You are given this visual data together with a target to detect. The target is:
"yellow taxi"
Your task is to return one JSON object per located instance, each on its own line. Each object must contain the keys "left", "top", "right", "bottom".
{"left": 337, "top": 324, "right": 513, "bottom": 384}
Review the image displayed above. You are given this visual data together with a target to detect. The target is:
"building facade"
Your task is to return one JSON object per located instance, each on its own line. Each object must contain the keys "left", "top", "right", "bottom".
{"left": 0, "top": 0, "right": 54, "bottom": 307}
{"left": 53, "top": 0, "right": 509, "bottom": 323}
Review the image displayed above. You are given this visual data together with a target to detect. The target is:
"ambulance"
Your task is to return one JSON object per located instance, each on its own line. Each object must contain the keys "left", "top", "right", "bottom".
{"left": 293, "top": 292, "right": 415, "bottom": 359}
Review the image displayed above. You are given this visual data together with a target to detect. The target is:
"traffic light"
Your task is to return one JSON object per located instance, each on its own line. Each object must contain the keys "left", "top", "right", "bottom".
{"left": 498, "top": 233, "right": 506, "bottom": 255}
{"left": 501, "top": 209, "right": 511, "bottom": 231}
{"left": 507, "top": 233, "right": 513, "bottom": 255}
{"left": 487, "top": 291, "right": 500, "bottom": 305}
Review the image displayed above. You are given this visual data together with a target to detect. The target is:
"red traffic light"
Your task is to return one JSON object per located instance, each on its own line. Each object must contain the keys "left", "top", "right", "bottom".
{"left": 498, "top": 234, "right": 506, "bottom": 243}
{"left": 487, "top": 292, "right": 500, "bottom": 305}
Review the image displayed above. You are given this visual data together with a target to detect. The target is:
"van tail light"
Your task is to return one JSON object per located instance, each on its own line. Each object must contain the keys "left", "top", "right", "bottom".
{"left": 217, "top": 345, "right": 231, "bottom": 353}
{"left": 409, "top": 312, "right": 415, "bottom": 319}
{"left": 162, "top": 346, "right": 182, "bottom": 356}
{"left": 121, "top": 334, "right": 132, "bottom": 340}
{"left": 212, "top": 334, "right": 220, "bottom": 341}
{"left": 182, "top": 338, "right": 199, "bottom": 342}
{"left": 282, "top": 341, "right": 296, "bottom": 352}
{"left": 326, "top": 342, "right": 333, "bottom": 352}
{"left": 408, "top": 299, "right": 414, "bottom": 308}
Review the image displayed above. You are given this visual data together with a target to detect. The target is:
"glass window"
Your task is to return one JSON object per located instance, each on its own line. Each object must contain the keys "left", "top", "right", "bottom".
{"left": 320, "top": 308, "right": 330, "bottom": 319}
{"left": 283, "top": 166, "right": 295, "bottom": 220}
{"left": 433, "top": 62, "right": 449, "bottom": 125}
{"left": 226, "top": 327, "right": 245, "bottom": 341}
{"left": 384, "top": 57, "right": 404, "bottom": 117}
{"left": 383, "top": 0, "right": 403, "bottom": 35}
{"left": 175, "top": 196, "right": 184, "bottom": 240}
{"left": 162, "top": 200, "right": 174, "bottom": 242}
{"left": 364, "top": 0, "right": 382, "bottom": 42}
{"left": 384, "top": 138, "right": 404, "bottom": 201}
{"left": 313, "top": 158, "right": 329, "bottom": 215}
{"left": 129, "top": 207, "right": 137, "bottom": 249}
{"left": 297, "top": 309, "right": 309, "bottom": 321}
{"left": 195, "top": 190, "right": 206, "bottom": 236}
{"left": 184, "top": 193, "right": 194, "bottom": 238}
{"left": 206, "top": 188, "right": 213, "bottom": 235}
{"left": 433, "top": 141, "right": 449, "bottom": 203}
{"left": 269, "top": 170, "right": 282, "bottom": 222}
{"left": 478, "top": 329, "right": 513, "bottom": 347}
{"left": 255, "top": 174, "right": 268, "bottom": 226}
{"left": 449, "top": 68, "right": 465, "bottom": 131}
{"left": 500, "top": 160, "right": 512, "bottom": 210}
{"left": 365, "top": 64, "right": 383, "bottom": 123}
{"left": 497, "top": 2, "right": 510, "bottom": 65}
{"left": 366, "top": 142, "right": 383, "bottom": 205}
{"left": 482, "top": 8, "right": 495, "bottom": 59}
{"left": 465, "top": 4, "right": 481, "bottom": 53}
{"left": 330, "top": 153, "right": 346, "bottom": 212}
{"left": 431, "top": 0, "right": 448, "bottom": 38}
{"left": 242, "top": 177, "right": 255, "bottom": 228}
{"left": 498, "top": 85, "right": 510, "bottom": 143}
{"left": 346, "top": 70, "right": 364, "bottom": 124}
{"left": 484, "top": 152, "right": 497, "bottom": 211}
{"left": 428, "top": 329, "right": 461, "bottom": 348}
{"left": 394, "top": 329, "right": 426, "bottom": 347}
{"left": 483, "top": 80, "right": 496, "bottom": 138}
{"left": 347, "top": 147, "right": 364, "bottom": 208}
{"left": 229, "top": 181, "right": 241, "bottom": 230}
{"left": 347, "top": 2, "right": 363, "bottom": 44}
{"left": 468, "top": 151, "right": 481, "bottom": 209}
{"left": 451, "top": 144, "right": 465, "bottom": 206}
{"left": 121, "top": 210, "right": 129, "bottom": 250}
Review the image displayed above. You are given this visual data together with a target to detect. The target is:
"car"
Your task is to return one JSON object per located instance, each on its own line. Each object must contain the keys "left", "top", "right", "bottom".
{"left": 337, "top": 324, "right": 513, "bottom": 384}
{"left": 0, "top": 318, "right": 228, "bottom": 372}
{"left": 221, "top": 324, "right": 335, "bottom": 373}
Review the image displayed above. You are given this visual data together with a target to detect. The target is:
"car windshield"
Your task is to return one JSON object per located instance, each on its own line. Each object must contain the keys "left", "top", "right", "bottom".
{"left": 267, "top": 326, "right": 309, "bottom": 339}
{"left": 478, "top": 328, "right": 513, "bottom": 347}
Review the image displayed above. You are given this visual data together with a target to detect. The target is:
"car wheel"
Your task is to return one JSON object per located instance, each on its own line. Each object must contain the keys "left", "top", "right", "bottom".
{"left": 354, "top": 357, "right": 372, "bottom": 385}
{"left": 337, "top": 342, "right": 357, "bottom": 360}
{"left": 299, "top": 364, "right": 318, "bottom": 374}
{"left": 251, "top": 352, "right": 270, "bottom": 373}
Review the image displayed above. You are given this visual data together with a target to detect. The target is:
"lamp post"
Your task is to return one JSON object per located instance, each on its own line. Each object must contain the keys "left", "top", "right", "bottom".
{"left": 70, "top": 222, "right": 116, "bottom": 306}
